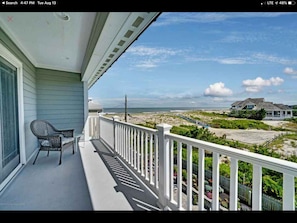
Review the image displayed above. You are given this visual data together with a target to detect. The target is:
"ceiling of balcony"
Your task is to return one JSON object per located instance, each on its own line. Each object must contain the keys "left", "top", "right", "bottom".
{"left": 0, "top": 12, "right": 160, "bottom": 88}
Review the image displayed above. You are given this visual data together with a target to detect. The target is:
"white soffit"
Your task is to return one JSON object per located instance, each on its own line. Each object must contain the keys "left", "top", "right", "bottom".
{"left": 0, "top": 12, "right": 96, "bottom": 73}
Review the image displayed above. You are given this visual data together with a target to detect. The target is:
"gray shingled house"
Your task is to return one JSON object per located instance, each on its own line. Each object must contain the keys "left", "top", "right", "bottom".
{"left": 230, "top": 98, "right": 293, "bottom": 120}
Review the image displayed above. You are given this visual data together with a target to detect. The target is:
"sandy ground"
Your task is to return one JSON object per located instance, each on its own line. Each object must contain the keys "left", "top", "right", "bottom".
{"left": 104, "top": 111, "right": 297, "bottom": 157}
{"left": 207, "top": 127, "right": 281, "bottom": 145}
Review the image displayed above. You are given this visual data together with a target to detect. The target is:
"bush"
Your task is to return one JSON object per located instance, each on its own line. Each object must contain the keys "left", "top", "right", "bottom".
{"left": 229, "top": 108, "right": 266, "bottom": 120}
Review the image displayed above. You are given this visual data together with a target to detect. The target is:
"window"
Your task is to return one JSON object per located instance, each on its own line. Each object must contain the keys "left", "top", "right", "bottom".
{"left": 0, "top": 56, "right": 20, "bottom": 184}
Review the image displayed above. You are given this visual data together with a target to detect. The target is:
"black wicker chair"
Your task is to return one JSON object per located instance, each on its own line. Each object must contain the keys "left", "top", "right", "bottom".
{"left": 30, "top": 119, "right": 75, "bottom": 165}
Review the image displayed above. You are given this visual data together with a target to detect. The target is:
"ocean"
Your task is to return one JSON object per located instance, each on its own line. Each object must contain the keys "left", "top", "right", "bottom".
{"left": 101, "top": 107, "right": 229, "bottom": 114}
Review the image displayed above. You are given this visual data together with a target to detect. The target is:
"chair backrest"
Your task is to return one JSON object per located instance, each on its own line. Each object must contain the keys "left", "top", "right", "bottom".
{"left": 30, "top": 120, "right": 57, "bottom": 137}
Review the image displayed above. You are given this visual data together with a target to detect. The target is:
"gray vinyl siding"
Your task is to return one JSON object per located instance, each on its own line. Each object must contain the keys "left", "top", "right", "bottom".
{"left": 0, "top": 27, "right": 38, "bottom": 161}
{"left": 36, "top": 68, "right": 84, "bottom": 135}
{"left": 23, "top": 68, "right": 37, "bottom": 159}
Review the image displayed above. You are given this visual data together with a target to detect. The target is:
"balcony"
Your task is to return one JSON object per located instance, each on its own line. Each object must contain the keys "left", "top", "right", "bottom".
{"left": 1, "top": 115, "right": 297, "bottom": 211}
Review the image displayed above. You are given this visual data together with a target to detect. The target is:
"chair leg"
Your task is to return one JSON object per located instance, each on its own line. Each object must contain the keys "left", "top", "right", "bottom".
{"left": 59, "top": 149, "right": 62, "bottom": 165}
{"left": 47, "top": 150, "right": 50, "bottom": 156}
{"left": 72, "top": 142, "right": 75, "bottom": 154}
{"left": 33, "top": 150, "right": 41, "bottom": 165}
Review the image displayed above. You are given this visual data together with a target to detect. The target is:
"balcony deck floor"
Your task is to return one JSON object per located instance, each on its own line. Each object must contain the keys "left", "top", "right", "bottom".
{"left": 0, "top": 144, "right": 93, "bottom": 211}
{"left": 0, "top": 139, "right": 160, "bottom": 211}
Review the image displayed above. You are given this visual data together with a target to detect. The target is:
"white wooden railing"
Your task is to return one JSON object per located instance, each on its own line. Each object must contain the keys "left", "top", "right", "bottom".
{"left": 87, "top": 114, "right": 297, "bottom": 211}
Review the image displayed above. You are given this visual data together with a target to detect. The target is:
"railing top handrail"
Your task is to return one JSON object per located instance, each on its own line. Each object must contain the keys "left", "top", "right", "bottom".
{"left": 98, "top": 115, "right": 115, "bottom": 121}
{"left": 116, "top": 120, "right": 158, "bottom": 134}
{"left": 99, "top": 115, "right": 158, "bottom": 134}
{"left": 166, "top": 132, "right": 297, "bottom": 176}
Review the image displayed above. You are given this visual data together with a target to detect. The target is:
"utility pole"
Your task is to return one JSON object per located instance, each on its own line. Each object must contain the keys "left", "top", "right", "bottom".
{"left": 125, "top": 94, "right": 127, "bottom": 122}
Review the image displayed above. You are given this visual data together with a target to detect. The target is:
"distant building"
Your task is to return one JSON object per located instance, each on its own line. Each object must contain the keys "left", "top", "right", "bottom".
{"left": 88, "top": 98, "right": 102, "bottom": 116}
{"left": 231, "top": 98, "right": 293, "bottom": 120}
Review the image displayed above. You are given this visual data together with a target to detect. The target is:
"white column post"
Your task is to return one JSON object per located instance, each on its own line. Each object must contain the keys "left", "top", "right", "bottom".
{"left": 83, "top": 81, "right": 90, "bottom": 141}
{"left": 156, "top": 123, "right": 172, "bottom": 210}
{"left": 112, "top": 116, "right": 120, "bottom": 155}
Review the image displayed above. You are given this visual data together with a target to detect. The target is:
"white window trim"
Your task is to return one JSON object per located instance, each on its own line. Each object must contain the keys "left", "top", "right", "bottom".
{"left": 0, "top": 43, "right": 26, "bottom": 166}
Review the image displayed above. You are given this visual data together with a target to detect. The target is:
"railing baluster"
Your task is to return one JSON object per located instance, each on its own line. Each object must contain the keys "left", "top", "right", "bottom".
{"left": 229, "top": 157, "right": 239, "bottom": 210}
{"left": 177, "top": 141, "right": 183, "bottom": 210}
{"left": 252, "top": 164, "right": 262, "bottom": 210}
{"left": 283, "top": 173, "right": 295, "bottom": 210}
{"left": 137, "top": 129, "right": 140, "bottom": 172}
{"left": 212, "top": 152, "right": 220, "bottom": 210}
{"left": 144, "top": 132, "right": 149, "bottom": 180}
{"left": 149, "top": 132, "right": 153, "bottom": 184}
{"left": 133, "top": 128, "right": 137, "bottom": 169}
{"left": 198, "top": 147, "right": 205, "bottom": 211}
{"left": 141, "top": 131, "right": 144, "bottom": 176}
{"left": 169, "top": 139, "right": 174, "bottom": 202}
{"left": 117, "top": 124, "right": 120, "bottom": 155}
{"left": 128, "top": 127, "right": 131, "bottom": 164}
{"left": 154, "top": 134, "right": 159, "bottom": 188}
{"left": 187, "top": 144, "right": 193, "bottom": 210}
{"left": 119, "top": 125, "right": 123, "bottom": 156}
{"left": 123, "top": 126, "right": 126, "bottom": 160}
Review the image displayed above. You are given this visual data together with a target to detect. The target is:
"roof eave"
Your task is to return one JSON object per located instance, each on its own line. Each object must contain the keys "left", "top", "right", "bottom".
{"left": 81, "top": 12, "right": 161, "bottom": 89}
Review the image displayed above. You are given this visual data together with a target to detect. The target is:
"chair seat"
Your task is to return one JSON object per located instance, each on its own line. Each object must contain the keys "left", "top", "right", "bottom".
{"left": 62, "top": 137, "right": 74, "bottom": 144}
{"left": 41, "top": 136, "right": 74, "bottom": 147}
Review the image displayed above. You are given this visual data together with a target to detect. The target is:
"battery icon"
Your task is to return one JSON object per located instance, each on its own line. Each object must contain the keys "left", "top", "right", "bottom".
{"left": 288, "top": 1, "right": 296, "bottom": 4}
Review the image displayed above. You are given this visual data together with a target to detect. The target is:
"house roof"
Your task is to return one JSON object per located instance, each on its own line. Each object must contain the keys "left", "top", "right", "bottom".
{"left": 245, "top": 98, "right": 264, "bottom": 104}
{"left": 232, "top": 98, "right": 291, "bottom": 111}
{"left": 0, "top": 12, "right": 161, "bottom": 89}
{"left": 231, "top": 98, "right": 264, "bottom": 107}
{"left": 257, "top": 102, "right": 281, "bottom": 110}
{"left": 274, "top": 103, "right": 291, "bottom": 110}
{"left": 231, "top": 101, "right": 241, "bottom": 106}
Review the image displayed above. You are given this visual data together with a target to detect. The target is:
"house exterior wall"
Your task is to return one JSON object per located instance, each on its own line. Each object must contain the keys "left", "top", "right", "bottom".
{"left": 36, "top": 68, "right": 84, "bottom": 135}
{"left": 264, "top": 110, "right": 293, "bottom": 120}
{"left": 0, "top": 27, "right": 85, "bottom": 165}
{"left": 0, "top": 27, "right": 37, "bottom": 162}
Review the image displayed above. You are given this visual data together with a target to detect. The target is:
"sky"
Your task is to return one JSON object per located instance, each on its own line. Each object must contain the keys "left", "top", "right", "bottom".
{"left": 88, "top": 12, "right": 297, "bottom": 109}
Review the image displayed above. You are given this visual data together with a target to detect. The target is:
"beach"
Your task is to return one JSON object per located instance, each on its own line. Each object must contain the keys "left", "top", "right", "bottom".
{"left": 103, "top": 109, "right": 297, "bottom": 157}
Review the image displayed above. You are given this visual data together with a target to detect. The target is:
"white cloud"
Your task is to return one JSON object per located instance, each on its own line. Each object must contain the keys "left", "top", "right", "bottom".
{"left": 252, "top": 53, "right": 297, "bottom": 65}
{"left": 204, "top": 82, "right": 233, "bottom": 97}
{"left": 284, "top": 67, "right": 297, "bottom": 74}
{"left": 218, "top": 58, "right": 247, "bottom": 64}
{"left": 188, "top": 53, "right": 297, "bottom": 66}
{"left": 242, "top": 76, "right": 284, "bottom": 92}
{"left": 283, "top": 67, "right": 297, "bottom": 78}
{"left": 127, "top": 45, "right": 177, "bottom": 56}
{"left": 154, "top": 12, "right": 293, "bottom": 26}
{"left": 188, "top": 56, "right": 253, "bottom": 65}
{"left": 126, "top": 45, "right": 182, "bottom": 69}
{"left": 135, "top": 60, "right": 158, "bottom": 68}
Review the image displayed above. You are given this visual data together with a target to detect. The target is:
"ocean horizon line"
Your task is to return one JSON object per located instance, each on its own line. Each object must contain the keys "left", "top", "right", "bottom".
{"left": 101, "top": 106, "right": 230, "bottom": 114}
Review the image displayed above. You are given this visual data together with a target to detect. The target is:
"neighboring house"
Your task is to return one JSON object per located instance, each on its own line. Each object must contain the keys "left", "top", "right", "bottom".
{"left": 231, "top": 98, "right": 293, "bottom": 120}
{"left": 88, "top": 98, "right": 103, "bottom": 115}
{"left": 0, "top": 12, "right": 160, "bottom": 191}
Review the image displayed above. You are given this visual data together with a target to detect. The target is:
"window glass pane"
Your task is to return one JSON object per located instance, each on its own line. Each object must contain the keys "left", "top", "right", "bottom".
{"left": 0, "top": 55, "right": 19, "bottom": 179}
